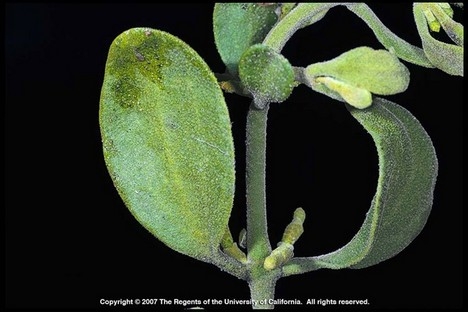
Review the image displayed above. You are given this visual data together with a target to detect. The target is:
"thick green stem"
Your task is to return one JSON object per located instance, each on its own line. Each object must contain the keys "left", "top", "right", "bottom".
{"left": 246, "top": 101, "right": 277, "bottom": 309}
{"left": 248, "top": 268, "right": 280, "bottom": 309}
{"left": 246, "top": 101, "right": 271, "bottom": 261}
{"left": 244, "top": 6, "right": 335, "bottom": 307}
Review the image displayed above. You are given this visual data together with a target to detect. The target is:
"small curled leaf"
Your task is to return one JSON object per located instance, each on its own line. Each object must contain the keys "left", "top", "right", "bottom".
{"left": 314, "top": 77, "right": 372, "bottom": 109}
{"left": 305, "top": 47, "right": 410, "bottom": 105}
{"left": 414, "top": 3, "right": 463, "bottom": 76}
{"left": 264, "top": 242, "right": 294, "bottom": 271}
{"left": 423, "top": 7, "right": 441, "bottom": 32}
{"left": 239, "top": 44, "right": 295, "bottom": 107}
{"left": 281, "top": 207, "right": 306, "bottom": 245}
{"left": 100, "top": 28, "right": 235, "bottom": 263}
{"left": 221, "top": 228, "right": 247, "bottom": 263}
{"left": 417, "top": 2, "right": 461, "bottom": 43}
{"left": 264, "top": 208, "right": 305, "bottom": 271}
{"left": 431, "top": 5, "right": 464, "bottom": 46}
{"left": 238, "top": 228, "right": 247, "bottom": 249}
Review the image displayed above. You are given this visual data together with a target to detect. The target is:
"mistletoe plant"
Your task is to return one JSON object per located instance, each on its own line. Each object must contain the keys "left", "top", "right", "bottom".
{"left": 99, "top": 3, "right": 463, "bottom": 309}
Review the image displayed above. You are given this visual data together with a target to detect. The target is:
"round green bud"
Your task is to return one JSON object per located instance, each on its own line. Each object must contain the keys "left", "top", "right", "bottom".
{"left": 239, "top": 44, "right": 295, "bottom": 107}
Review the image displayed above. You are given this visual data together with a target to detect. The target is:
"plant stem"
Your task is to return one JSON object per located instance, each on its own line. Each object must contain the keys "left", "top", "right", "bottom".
{"left": 245, "top": 100, "right": 278, "bottom": 309}
{"left": 248, "top": 267, "right": 279, "bottom": 309}
{"left": 246, "top": 101, "right": 271, "bottom": 261}
{"left": 244, "top": 6, "right": 335, "bottom": 306}
{"left": 245, "top": 5, "right": 338, "bottom": 308}
{"left": 264, "top": 3, "right": 338, "bottom": 52}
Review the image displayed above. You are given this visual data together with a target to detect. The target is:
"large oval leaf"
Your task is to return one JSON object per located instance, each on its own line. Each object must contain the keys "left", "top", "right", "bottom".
{"left": 213, "top": 3, "right": 278, "bottom": 75}
{"left": 99, "top": 28, "right": 235, "bottom": 262}
{"left": 283, "top": 98, "right": 437, "bottom": 273}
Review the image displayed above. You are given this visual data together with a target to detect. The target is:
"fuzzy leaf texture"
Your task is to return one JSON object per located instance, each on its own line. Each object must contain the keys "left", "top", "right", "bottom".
{"left": 345, "top": 3, "right": 433, "bottom": 68}
{"left": 239, "top": 44, "right": 295, "bottom": 107}
{"left": 305, "top": 47, "right": 410, "bottom": 109}
{"left": 213, "top": 3, "right": 278, "bottom": 75}
{"left": 284, "top": 98, "right": 438, "bottom": 273}
{"left": 99, "top": 28, "right": 235, "bottom": 263}
{"left": 413, "top": 3, "right": 463, "bottom": 76}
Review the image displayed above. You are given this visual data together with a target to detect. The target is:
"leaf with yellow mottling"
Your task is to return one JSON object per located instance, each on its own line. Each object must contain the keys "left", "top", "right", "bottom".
{"left": 100, "top": 28, "right": 235, "bottom": 263}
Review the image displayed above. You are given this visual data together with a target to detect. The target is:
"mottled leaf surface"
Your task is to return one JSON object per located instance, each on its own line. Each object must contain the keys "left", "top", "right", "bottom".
{"left": 100, "top": 28, "right": 235, "bottom": 262}
{"left": 213, "top": 3, "right": 278, "bottom": 75}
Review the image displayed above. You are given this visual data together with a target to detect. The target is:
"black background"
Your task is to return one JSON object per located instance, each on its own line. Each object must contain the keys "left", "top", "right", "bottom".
{"left": 5, "top": 3, "right": 463, "bottom": 311}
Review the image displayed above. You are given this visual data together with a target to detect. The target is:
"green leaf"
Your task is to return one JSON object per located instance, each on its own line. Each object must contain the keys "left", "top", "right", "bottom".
{"left": 239, "top": 44, "right": 295, "bottom": 107}
{"left": 99, "top": 28, "right": 235, "bottom": 263}
{"left": 313, "top": 76, "right": 372, "bottom": 109}
{"left": 264, "top": 242, "right": 294, "bottom": 271}
{"left": 282, "top": 98, "right": 437, "bottom": 274}
{"left": 213, "top": 3, "right": 278, "bottom": 75}
{"left": 345, "top": 3, "right": 433, "bottom": 67}
{"left": 314, "top": 98, "right": 438, "bottom": 269}
{"left": 413, "top": 3, "right": 463, "bottom": 76}
{"left": 430, "top": 4, "right": 463, "bottom": 46}
{"left": 220, "top": 228, "right": 247, "bottom": 263}
{"left": 264, "top": 208, "right": 306, "bottom": 271}
{"left": 305, "top": 47, "right": 410, "bottom": 105}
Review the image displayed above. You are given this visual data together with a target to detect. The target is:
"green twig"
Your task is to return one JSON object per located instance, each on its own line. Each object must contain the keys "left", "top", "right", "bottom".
{"left": 246, "top": 101, "right": 280, "bottom": 309}
{"left": 246, "top": 101, "right": 272, "bottom": 261}
{"left": 263, "top": 3, "right": 339, "bottom": 52}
